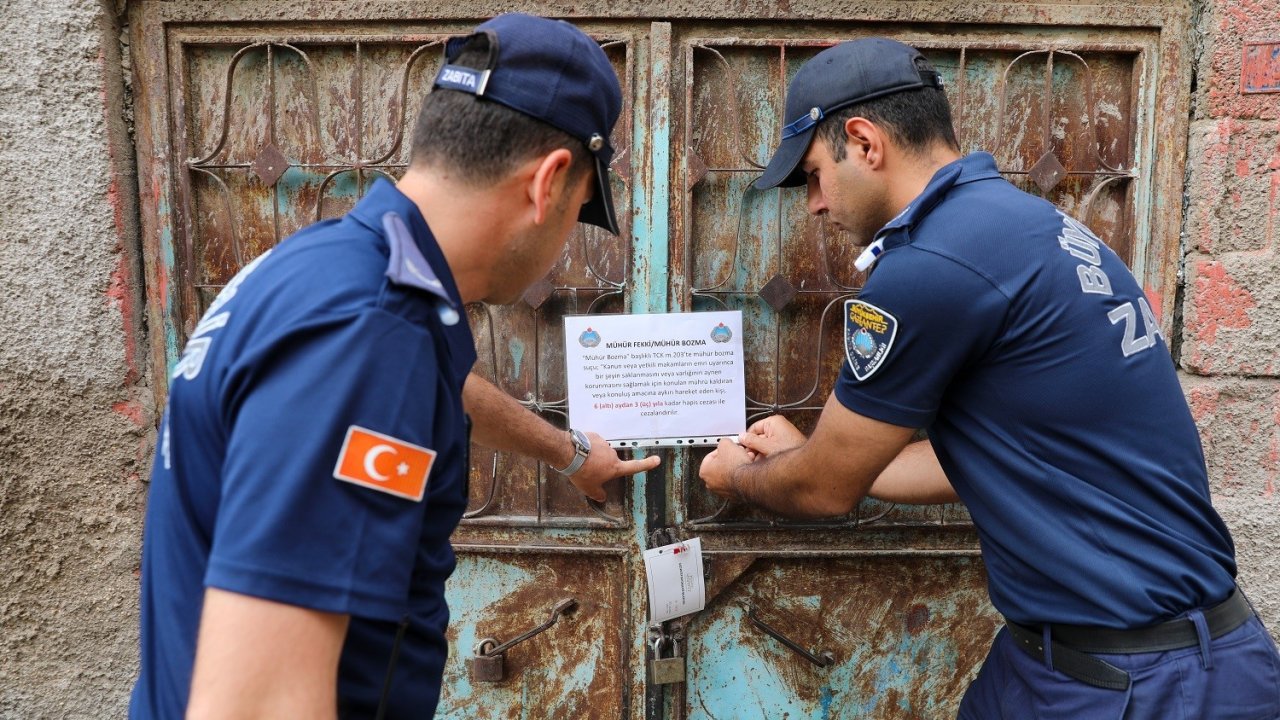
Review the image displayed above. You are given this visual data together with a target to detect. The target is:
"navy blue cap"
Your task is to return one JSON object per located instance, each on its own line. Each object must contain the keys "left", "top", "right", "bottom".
{"left": 433, "top": 14, "right": 624, "bottom": 234}
{"left": 755, "top": 38, "right": 943, "bottom": 190}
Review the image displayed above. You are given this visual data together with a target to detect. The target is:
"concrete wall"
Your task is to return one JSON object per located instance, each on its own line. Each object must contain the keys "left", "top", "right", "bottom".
{"left": 0, "top": 0, "right": 1276, "bottom": 717}
{"left": 0, "top": 0, "right": 152, "bottom": 716}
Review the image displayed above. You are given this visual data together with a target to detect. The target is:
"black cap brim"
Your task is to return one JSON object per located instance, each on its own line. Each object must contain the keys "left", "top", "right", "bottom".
{"left": 754, "top": 128, "right": 814, "bottom": 190}
{"left": 578, "top": 155, "right": 620, "bottom": 235}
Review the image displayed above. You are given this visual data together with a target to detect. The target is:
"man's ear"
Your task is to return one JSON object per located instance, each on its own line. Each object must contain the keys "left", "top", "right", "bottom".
{"left": 842, "top": 117, "right": 886, "bottom": 169}
{"left": 528, "top": 148, "right": 575, "bottom": 226}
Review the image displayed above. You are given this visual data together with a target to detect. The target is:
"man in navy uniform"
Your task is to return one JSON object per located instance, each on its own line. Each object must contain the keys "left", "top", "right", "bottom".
{"left": 130, "top": 15, "right": 657, "bottom": 719}
{"left": 700, "top": 37, "right": 1280, "bottom": 718}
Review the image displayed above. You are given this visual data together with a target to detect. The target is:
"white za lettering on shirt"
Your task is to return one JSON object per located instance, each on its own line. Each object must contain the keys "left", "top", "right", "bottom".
{"left": 172, "top": 249, "right": 272, "bottom": 381}
{"left": 1055, "top": 212, "right": 1162, "bottom": 357}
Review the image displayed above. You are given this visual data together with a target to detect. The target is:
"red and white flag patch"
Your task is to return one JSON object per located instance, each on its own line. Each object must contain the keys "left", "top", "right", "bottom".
{"left": 333, "top": 426, "right": 436, "bottom": 501}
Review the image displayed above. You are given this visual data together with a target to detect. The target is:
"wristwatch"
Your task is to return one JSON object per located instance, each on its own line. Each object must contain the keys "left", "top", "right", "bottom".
{"left": 552, "top": 428, "right": 592, "bottom": 476}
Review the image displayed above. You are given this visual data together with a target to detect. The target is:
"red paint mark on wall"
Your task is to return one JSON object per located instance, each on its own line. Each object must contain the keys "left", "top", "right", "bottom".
{"left": 112, "top": 399, "right": 146, "bottom": 427}
{"left": 1188, "top": 387, "right": 1220, "bottom": 423}
{"left": 1242, "top": 42, "right": 1280, "bottom": 94}
{"left": 1188, "top": 262, "right": 1256, "bottom": 345}
{"left": 100, "top": 44, "right": 142, "bottom": 388}
{"left": 105, "top": 256, "right": 139, "bottom": 386}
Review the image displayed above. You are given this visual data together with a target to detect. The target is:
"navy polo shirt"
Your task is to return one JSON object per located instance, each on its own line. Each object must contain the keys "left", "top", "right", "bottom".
{"left": 836, "top": 152, "right": 1236, "bottom": 628}
{"left": 130, "top": 180, "right": 476, "bottom": 719}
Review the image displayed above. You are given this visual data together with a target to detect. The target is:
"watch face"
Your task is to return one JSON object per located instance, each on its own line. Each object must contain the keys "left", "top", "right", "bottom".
{"left": 571, "top": 429, "right": 592, "bottom": 453}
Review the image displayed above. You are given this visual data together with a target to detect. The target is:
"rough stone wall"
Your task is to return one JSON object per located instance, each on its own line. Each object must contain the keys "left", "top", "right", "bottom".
{"left": 1182, "top": 0, "right": 1280, "bottom": 632}
{"left": 0, "top": 0, "right": 151, "bottom": 717}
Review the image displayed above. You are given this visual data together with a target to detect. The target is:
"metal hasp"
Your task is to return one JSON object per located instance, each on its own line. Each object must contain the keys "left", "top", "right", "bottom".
{"left": 470, "top": 597, "right": 578, "bottom": 682}
{"left": 742, "top": 603, "right": 836, "bottom": 668}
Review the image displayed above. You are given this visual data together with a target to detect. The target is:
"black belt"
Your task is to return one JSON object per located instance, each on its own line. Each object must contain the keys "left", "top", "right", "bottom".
{"left": 1005, "top": 589, "right": 1254, "bottom": 690}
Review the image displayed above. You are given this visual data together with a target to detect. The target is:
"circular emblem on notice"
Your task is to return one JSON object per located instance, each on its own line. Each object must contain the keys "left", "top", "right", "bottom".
{"left": 710, "top": 323, "right": 733, "bottom": 343}
{"left": 809, "top": 107, "right": 821, "bottom": 121}
{"left": 852, "top": 328, "right": 878, "bottom": 358}
{"left": 588, "top": 134, "right": 605, "bottom": 152}
{"left": 579, "top": 327, "right": 601, "bottom": 348}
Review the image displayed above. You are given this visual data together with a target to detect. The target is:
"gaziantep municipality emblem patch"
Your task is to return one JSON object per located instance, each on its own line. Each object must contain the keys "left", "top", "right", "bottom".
{"left": 843, "top": 299, "right": 898, "bottom": 381}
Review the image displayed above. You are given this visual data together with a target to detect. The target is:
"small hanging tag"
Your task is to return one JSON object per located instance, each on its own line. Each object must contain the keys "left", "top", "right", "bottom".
{"left": 643, "top": 537, "right": 706, "bottom": 622}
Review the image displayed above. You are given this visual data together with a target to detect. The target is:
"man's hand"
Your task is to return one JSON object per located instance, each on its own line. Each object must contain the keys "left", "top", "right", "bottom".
{"left": 464, "top": 375, "right": 658, "bottom": 502}
{"left": 699, "top": 439, "right": 753, "bottom": 500}
{"left": 568, "top": 432, "right": 660, "bottom": 502}
{"left": 696, "top": 395, "right": 917, "bottom": 518}
{"left": 738, "top": 415, "right": 806, "bottom": 460}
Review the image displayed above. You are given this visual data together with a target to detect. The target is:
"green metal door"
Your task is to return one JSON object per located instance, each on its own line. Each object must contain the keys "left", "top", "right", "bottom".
{"left": 130, "top": 3, "right": 1191, "bottom": 717}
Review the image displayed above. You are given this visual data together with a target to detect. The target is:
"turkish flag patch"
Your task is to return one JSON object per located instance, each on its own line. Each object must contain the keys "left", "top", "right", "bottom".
{"left": 332, "top": 425, "right": 436, "bottom": 502}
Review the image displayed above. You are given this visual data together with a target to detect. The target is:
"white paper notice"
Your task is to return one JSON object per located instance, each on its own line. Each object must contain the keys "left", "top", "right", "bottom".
{"left": 643, "top": 537, "right": 706, "bottom": 623}
{"left": 564, "top": 311, "right": 745, "bottom": 444}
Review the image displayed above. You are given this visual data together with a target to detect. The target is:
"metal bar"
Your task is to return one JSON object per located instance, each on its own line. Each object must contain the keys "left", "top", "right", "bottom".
{"left": 683, "top": 167, "right": 1132, "bottom": 175}
{"left": 635, "top": 28, "right": 671, "bottom": 316}
{"left": 188, "top": 166, "right": 244, "bottom": 275}
{"left": 366, "top": 41, "right": 444, "bottom": 165}
{"left": 452, "top": 544, "right": 628, "bottom": 556}
{"left": 682, "top": 37, "right": 1150, "bottom": 53}
{"left": 480, "top": 598, "right": 578, "bottom": 657}
{"left": 704, "top": 548, "right": 983, "bottom": 558}
{"left": 688, "top": 517, "right": 976, "bottom": 531}
{"left": 356, "top": 40, "right": 364, "bottom": 169}
{"left": 1044, "top": 50, "right": 1055, "bottom": 158}
{"left": 189, "top": 43, "right": 263, "bottom": 166}
{"left": 645, "top": 24, "right": 674, "bottom": 720}
{"left": 151, "top": 2, "right": 1177, "bottom": 28}
{"left": 956, "top": 47, "right": 968, "bottom": 145}
{"left": 742, "top": 604, "right": 835, "bottom": 668}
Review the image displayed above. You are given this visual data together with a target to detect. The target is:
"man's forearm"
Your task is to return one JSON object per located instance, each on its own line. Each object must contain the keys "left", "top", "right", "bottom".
{"left": 730, "top": 445, "right": 865, "bottom": 519}
{"left": 714, "top": 397, "right": 916, "bottom": 517}
{"left": 463, "top": 373, "right": 573, "bottom": 468}
{"left": 463, "top": 373, "right": 661, "bottom": 502}
{"left": 866, "top": 439, "right": 959, "bottom": 504}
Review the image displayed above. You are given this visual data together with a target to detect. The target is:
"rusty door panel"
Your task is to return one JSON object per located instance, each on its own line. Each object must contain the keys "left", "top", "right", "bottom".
{"left": 440, "top": 548, "right": 633, "bottom": 719}
{"left": 166, "top": 24, "right": 638, "bottom": 527}
{"left": 684, "top": 556, "right": 999, "bottom": 719}
{"left": 133, "top": 12, "right": 652, "bottom": 717}
{"left": 675, "top": 32, "right": 1157, "bottom": 534}
{"left": 178, "top": 37, "right": 451, "bottom": 323}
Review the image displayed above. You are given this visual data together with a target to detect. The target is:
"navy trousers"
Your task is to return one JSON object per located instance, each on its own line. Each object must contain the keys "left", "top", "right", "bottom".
{"left": 958, "top": 616, "right": 1280, "bottom": 719}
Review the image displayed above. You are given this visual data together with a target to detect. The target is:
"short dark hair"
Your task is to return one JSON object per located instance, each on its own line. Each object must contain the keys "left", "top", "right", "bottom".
{"left": 816, "top": 57, "right": 959, "bottom": 162}
{"left": 409, "top": 36, "right": 592, "bottom": 186}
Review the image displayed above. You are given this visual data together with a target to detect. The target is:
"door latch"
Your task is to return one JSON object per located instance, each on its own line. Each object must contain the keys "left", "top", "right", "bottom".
{"left": 742, "top": 602, "right": 835, "bottom": 668}
{"left": 470, "top": 597, "right": 578, "bottom": 682}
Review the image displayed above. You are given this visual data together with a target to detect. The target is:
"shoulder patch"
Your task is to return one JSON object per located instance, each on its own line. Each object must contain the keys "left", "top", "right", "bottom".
{"left": 382, "top": 212, "right": 452, "bottom": 303}
{"left": 844, "top": 299, "right": 898, "bottom": 381}
{"left": 333, "top": 425, "right": 437, "bottom": 501}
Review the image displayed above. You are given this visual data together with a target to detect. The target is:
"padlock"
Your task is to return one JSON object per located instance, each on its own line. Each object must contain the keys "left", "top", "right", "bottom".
{"left": 650, "top": 656, "right": 686, "bottom": 685}
{"left": 470, "top": 638, "right": 505, "bottom": 682}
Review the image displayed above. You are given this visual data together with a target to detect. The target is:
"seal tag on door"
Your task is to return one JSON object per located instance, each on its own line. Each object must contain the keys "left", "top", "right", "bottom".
{"left": 643, "top": 537, "right": 706, "bottom": 622}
